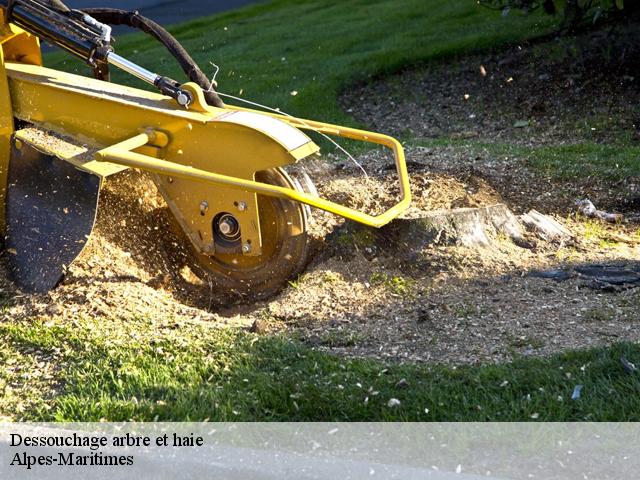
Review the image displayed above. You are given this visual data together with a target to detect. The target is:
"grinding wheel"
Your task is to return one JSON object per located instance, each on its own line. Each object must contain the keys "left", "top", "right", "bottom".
{"left": 188, "top": 167, "right": 312, "bottom": 299}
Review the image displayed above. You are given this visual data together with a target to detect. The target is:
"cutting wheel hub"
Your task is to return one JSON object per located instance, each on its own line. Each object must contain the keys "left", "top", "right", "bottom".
{"left": 214, "top": 213, "right": 241, "bottom": 241}
{"left": 183, "top": 168, "right": 313, "bottom": 298}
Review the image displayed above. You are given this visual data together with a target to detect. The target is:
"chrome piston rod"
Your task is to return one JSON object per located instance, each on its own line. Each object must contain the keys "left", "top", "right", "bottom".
{"left": 107, "top": 52, "right": 158, "bottom": 84}
{"left": 107, "top": 52, "right": 192, "bottom": 107}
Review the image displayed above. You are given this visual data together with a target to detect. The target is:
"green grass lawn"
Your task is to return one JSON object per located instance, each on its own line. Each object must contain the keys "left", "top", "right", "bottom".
{"left": 3, "top": 0, "right": 636, "bottom": 421}
{"left": 3, "top": 316, "right": 640, "bottom": 421}
{"left": 46, "top": 0, "right": 554, "bottom": 127}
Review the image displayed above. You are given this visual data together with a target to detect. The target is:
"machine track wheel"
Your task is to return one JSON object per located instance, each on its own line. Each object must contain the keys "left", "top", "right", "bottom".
{"left": 194, "top": 167, "right": 311, "bottom": 299}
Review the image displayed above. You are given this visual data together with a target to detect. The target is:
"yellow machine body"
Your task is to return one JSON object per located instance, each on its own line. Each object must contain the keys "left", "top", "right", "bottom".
{"left": 0, "top": 17, "right": 411, "bottom": 293}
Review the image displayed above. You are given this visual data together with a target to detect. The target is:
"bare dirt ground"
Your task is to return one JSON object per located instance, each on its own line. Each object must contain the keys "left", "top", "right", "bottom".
{"left": 2, "top": 27, "right": 639, "bottom": 365}
{"left": 272, "top": 148, "right": 640, "bottom": 364}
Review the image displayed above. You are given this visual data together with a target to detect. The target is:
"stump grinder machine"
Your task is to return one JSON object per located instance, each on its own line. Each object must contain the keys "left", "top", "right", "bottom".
{"left": 0, "top": 0, "right": 410, "bottom": 297}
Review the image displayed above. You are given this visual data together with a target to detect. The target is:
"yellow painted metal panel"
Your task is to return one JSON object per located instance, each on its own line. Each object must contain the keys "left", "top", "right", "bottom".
{"left": 0, "top": 48, "right": 14, "bottom": 233}
{"left": 215, "top": 110, "right": 317, "bottom": 155}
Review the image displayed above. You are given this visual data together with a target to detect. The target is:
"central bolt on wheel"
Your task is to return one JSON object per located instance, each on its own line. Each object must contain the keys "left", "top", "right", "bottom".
{"left": 213, "top": 212, "right": 241, "bottom": 243}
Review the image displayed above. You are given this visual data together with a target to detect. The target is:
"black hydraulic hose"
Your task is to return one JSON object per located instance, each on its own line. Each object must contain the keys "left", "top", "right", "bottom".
{"left": 81, "top": 8, "right": 224, "bottom": 108}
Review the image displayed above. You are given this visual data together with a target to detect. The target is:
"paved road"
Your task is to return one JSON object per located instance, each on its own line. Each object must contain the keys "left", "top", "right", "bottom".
{"left": 65, "top": 0, "right": 264, "bottom": 26}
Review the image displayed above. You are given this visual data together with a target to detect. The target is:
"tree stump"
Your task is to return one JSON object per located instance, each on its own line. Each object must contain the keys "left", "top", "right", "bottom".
{"left": 331, "top": 204, "right": 570, "bottom": 258}
{"left": 382, "top": 204, "right": 525, "bottom": 250}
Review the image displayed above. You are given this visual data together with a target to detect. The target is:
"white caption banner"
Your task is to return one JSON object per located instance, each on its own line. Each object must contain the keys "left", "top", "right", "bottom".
{"left": 0, "top": 422, "right": 638, "bottom": 479}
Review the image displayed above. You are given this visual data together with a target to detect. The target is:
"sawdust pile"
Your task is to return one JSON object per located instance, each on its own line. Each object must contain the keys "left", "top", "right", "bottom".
{"left": 1, "top": 147, "right": 503, "bottom": 326}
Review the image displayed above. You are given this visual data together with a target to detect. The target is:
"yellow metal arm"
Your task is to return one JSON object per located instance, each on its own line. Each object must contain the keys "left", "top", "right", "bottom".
{"left": 96, "top": 123, "right": 411, "bottom": 229}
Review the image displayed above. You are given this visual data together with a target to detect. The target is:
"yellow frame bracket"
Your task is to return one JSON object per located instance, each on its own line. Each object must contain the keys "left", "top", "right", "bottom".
{"left": 95, "top": 119, "right": 411, "bottom": 229}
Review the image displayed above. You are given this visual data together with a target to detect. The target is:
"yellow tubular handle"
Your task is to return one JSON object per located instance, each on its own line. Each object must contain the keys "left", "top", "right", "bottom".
{"left": 227, "top": 106, "right": 412, "bottom": 207}
{"left": 96, "top": 124, "right": 411, "bottom": 228}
